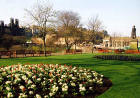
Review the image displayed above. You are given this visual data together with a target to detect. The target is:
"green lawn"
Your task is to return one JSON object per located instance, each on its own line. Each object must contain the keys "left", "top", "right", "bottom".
{"left": 0, "top": 54, "right": 140, "bottom": 98}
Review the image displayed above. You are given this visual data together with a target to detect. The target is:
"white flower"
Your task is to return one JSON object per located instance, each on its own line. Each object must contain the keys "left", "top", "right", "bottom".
{"left": 32, "top": 75, "right": 36, "bottom": 79}
{"left": 72, "top": 77, "right": 76, "bottom": 80}
{"left": 61, "top": 75, "right": 66, "bottom": 78}
{"left": 43, "top": 77, "right": 46, "bottom": 80}
{"left": 36, "top": 94, "right": 41, "bottom": 98}
{"left": 59, "top": 82, "right": 62, "bottom": 85}
{"left": 37, "top": 78, "right": 41, "bottom": 81}
{"left": 15, "top": 74, "right": 20, "bottom": 78}
{"left": 2, "top": 72, "right": 6, "bottom": 76}
{"left": 89, "top": 87, "right": 93, "bottom": 90}
{"left": 6, "top": 87, "right": 11, "bottom": 91}
{"left": 5, "top": 81, "right": 11, "bottom": 85}
{"left": 49, "top": 92, "right": 54, "bottom": 97}
{"left": 39, "top": 73, "right": 43, "bottom": 77}
{"left": 79, "top": 84, "right": 83, "bottom": 87}
{"left": 62, "top": 84, "right": 68, "bottom": 92}
{"left": 17, "top": 78, "right": 21, "bottom": 82}
{"left": 51, "top": 85, "right": 58, "bottom": 92}
{"left": 19, "top": 93, "right": 27, "bottom": 98}
{"left": 41, "top": 81, "right": 46, "bottom": 86}
{"left": 93, "top": 72, "right": 98, "bottom": 77}
{"left": 93, "top": 79, "right": 96, "bottom": 82}
{"left": 84, "top": 73, "right": 87, "bottom": 75}
{"left": 31, "top": 84, "right": 36, "bottom": 89}
{"left": 97, "top": 81, "right": 103, "bottom": 84}
{"left": 79, "top": 86, "right": 86, "bottom": 92}
{"left": 71, "top": 82, "right": 76, "bottom": 86}
{"left": 101, "top": 75, "right": 104, "bottom": 77}
{"left": 19, "top": 85, "right": 25, "bottom": 90}
{"left": 69, "top": 74, "right": 73, "bottom": 77}
{"left": 22, "top": 75, "right": 27, "bottom": 81}
{"left": 44, "top": 95, "right": 48, "bottom": 98}
{"left": 7, "top": 92, "right": 13, "bottom": 98}
{"left": 27, "top": 72, "right": 32, "bottom": 77}
{"left": 87, "top": 75, "right": 91, "bottom": 78}
{"left": 7, "top": 75, "right": 11, "bottom": 78}
{"left": 29, "top": 91, "right": 33, "bottom": 95}
{"left": 28, "top": 80, "right": 33, "bottom": 84}
{"left": 89, "top": 79, "right": 93, "bottom": 83}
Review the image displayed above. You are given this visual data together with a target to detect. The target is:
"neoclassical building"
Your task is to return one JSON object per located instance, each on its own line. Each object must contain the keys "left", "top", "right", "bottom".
{"left": 103, "top": 26, "right": 140, "bottom": 49}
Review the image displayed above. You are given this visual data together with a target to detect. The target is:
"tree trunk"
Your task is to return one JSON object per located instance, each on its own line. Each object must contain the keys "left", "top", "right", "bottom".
{"left": 43, "top": 37, "right": 47, "bottom": 56}
{"left": 92, "top": 44, "right": 94, "bottom": 53}
{"left": 74, "top": 43, "right": 77, "bottom": 54}
{"left": 74, "top": 43, "right": 77, "bottom": 51}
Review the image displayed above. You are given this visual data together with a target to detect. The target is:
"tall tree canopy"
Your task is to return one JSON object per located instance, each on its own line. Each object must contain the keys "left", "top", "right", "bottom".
{"left": 57, "top": 11, "right": 82, "bottom": 50}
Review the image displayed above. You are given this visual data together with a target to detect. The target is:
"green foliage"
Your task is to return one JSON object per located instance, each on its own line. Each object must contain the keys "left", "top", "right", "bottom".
{"left": 27, "top": 45, "right": 43, "bottom": 52}
{"left": 0, "top": 34, "right": 14, "bottom": 50}
{"left": 87, "top": 31, "right": 104, "bottom": 45}
{"left": 0, "top": 34, "right": 27, "bottom": 50}
{"left": 13, "top": 36, "right": 27, "bottom": 45}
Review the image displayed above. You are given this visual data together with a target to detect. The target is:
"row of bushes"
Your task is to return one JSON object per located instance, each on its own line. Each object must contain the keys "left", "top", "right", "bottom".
{"left": 97, "top": 49, "right": 140, "bottom": 54}
{"left": 94, "top": 55, "right": 140, "bottom": 61}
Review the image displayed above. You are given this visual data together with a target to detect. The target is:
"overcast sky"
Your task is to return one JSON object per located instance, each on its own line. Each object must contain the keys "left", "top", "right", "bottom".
{"left": 0, "top": 0, "right": 140, "bottom": 36}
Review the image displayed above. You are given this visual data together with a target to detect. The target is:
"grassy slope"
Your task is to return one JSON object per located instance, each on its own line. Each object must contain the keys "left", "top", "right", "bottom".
{"left": 0, "top": 54, "right": 140, "bottom": 98}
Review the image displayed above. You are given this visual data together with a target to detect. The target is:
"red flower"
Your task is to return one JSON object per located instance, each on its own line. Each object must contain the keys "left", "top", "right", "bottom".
{"left": 82, "top": 82, "right": 86, "bottom": 84}
{"left": 51, "top": 80, "right": 53, "bottom": 83}
{"left": 25, "top": 80, "right": 28, "bottom": 84}
{"left": 22, "top": 87, "right": 26, "bottom": 92}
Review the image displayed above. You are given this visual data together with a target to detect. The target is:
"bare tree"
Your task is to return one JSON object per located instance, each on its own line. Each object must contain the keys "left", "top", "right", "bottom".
{"left": 88, "top": 15, "right": 103, "bottom": 32}
{"left": 25, "top": 0, "right": 56, "bottom": 56}
{"left": 87, "top": 15, "right": 104, "bottom": 53}
{"left": 57, "top": 11, "right": 81, "bottom": 51}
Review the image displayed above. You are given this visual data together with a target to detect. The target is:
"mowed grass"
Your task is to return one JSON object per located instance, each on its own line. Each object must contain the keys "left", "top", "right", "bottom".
{"left": 0, "top": 54, "right": 140, "bottom": 98}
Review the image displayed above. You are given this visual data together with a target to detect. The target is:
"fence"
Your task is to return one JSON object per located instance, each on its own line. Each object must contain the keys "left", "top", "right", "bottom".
{"left": 0, "top": 50, "right": 52, "bottom": 58}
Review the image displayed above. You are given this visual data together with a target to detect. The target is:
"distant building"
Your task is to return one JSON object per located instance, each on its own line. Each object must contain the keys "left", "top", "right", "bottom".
{"left": 0, "top": 18, "right": 25, "bottom": 36}
{"left": 103, "top": 37, "right": 131, "bottom": 49}
{"left": 102, "top": 26, "right": 140, "bottom": 49}
{"left": 30, "top": 25, "right": 40, "bottom": 35}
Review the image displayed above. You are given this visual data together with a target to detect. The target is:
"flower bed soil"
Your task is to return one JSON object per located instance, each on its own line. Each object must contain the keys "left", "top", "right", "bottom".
{"left": 61, "top": 77, "right": 112, "bottom": 98}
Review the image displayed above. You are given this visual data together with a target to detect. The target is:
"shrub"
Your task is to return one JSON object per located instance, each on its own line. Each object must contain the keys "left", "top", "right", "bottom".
{"left": 94, "top": 55, "right": 140, "bottom": 61}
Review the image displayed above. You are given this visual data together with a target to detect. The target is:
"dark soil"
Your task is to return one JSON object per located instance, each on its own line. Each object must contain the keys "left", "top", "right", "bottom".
{"left": 63, "top": 77, "right": 112, "bottom": 98}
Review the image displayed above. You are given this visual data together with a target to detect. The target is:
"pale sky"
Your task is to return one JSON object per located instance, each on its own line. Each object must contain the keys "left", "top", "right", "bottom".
{"left": 0, "top": 0, "right": 140, "bottom": 37}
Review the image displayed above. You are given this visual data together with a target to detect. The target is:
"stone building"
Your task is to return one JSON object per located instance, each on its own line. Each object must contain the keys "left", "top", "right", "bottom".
{"left": 103, "top": 37, "right": 133, "bottom": 49}
{"left": 0, "top": 18, "right": 25, "bottom": 36}
{"left": 103, "top": 26, "right": 140, "bottom": 49}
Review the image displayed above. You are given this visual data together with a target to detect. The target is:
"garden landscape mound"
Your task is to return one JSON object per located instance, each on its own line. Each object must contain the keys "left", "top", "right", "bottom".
{"left": 0, "top": 64, "right": 112, "bottom": 98}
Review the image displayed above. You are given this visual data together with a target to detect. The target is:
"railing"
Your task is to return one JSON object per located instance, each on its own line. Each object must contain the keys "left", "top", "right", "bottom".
{"left": 0, "top": 51, "right": 11, "bottom": 58}
{"left": 0, "top": 50, "right": 52, "bottom": 58}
